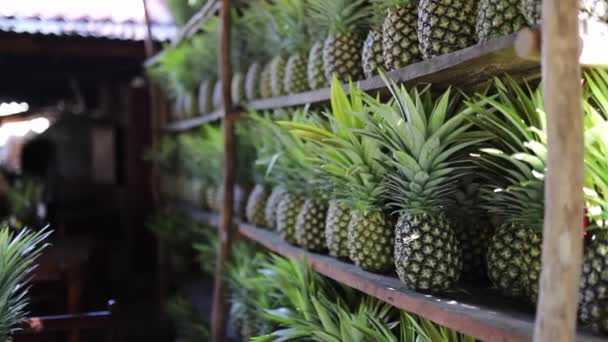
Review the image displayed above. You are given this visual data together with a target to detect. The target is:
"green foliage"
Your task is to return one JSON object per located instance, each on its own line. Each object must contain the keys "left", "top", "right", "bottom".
{"left": 165, "top": 295, "right": 210, "bottom": 341}
{"left": 144, "top": 136, "right": 179, "bottom": 175}
{"left": 0, "top": 227, "right": 51, "bottom": 340}
{"left": 167, "top": 0, "right": 207, "bottom": 26}
{"left": 308, "top": 0, "right": 372, "bottom": 35}
{"left": 147, "top": 209, "right": 209, "bottom": 248}
{"left": 6, "top": 178, "right": 43, "bottom": 228}
{"left": 193, "top": 229, "right": 218, "bottom": 274}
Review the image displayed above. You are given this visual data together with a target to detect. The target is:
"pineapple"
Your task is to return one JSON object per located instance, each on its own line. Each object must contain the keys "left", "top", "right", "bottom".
{"left": 364, "top": 78, "right": 487, "bottom": 291}
{"left": 231, "top": 72, "right": 245, "bottom": 104}
{"left": 276, "top": 192, "right": 305, "bottom": 245}
{"left": 476, "top": 0, "right": 526, "bottom": 41}
{"left": 381, "top": 0, "right": 421, "bottom": 71}
{"left": 309, "top": 0, "right": 372, "bottom": 83}
{"left": 362, "top": 30, "right": 385, "bottom": 79}
{"left": 205, "top": 186, "right": 218, "bottom": 211}
{"left": 265, "top": 186, "right": 287, "bottom": 230}
{"left": 212, "top": 80, "right": 222, "bottom": 109}
{"left": 295, "top": 199, "right": 329, "bottom": 251}
{"left": 245, "top": 62, "right": 262, "bottom": 100}
{"left": 246, "top": 184, "right": 270, "bottom": 227}
{"left": 578, "top": 68, "right": 608, "bottom": 334}
{"left": 280, "top": 0, "right": 313, "bottom": 94}
{"left": 520, "top": 0, "right": 540, "bottom": 26}
{"left": 269, "top": 55, "right": 288, "bottom": 97}
{"left": 198, "top": 79, "right": 215, "bottom": 114}
{"left": 307, "top": 41, "right": 329, "bottom": 90}
{"left": 325, "top": 200, "right": 352, "bottom": 259}
{"left": 468, "top": 77, "right": 549, "bottom": 302}
{"left": 417, "top": 0, "right": 477, "bottom": 59}
{"left": 259, "top": 62, "right": 273, "bottom": 98}
{"left": 282, "top": 77, "right": 393, "bottom": 271}
{"left": 285, "top": 52, "right": 309, "bottom": 94}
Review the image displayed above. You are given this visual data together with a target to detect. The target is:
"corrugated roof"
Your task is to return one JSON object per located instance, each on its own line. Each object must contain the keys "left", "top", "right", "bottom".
{"left": 0, "top": 0, "right": 178, "bottom": 42}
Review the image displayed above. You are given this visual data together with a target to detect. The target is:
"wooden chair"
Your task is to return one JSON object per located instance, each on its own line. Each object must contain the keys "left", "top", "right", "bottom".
{"left": 14, "top": 300, "right": 117, "bottom": 342}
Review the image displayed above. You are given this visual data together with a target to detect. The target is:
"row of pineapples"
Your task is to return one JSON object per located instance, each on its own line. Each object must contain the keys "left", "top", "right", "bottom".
{"left": 240, "top": 69, "right": 608, "bottom": 335}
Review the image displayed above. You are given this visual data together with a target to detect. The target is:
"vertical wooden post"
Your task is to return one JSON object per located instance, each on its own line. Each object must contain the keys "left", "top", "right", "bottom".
{"left": 211, "top": 1, "right": 235, "bottom": 341}
{"left": 533, "top": 0, "right": 584, "bottom": 341}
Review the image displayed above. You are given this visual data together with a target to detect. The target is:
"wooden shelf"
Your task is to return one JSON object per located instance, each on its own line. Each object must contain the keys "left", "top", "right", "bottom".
{"left": 238, "top": 222, "right": 604, "bottom": 342}
{"left": 163, "top": 110, "right": 223, "bottom": 132}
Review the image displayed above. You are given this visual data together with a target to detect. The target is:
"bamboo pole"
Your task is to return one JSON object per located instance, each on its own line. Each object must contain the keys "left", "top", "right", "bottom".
{"left": 533, "top": 0, "right": 584, "bottom": 341}
{"left": 211, "top": 0, "right": 236, "bottom": 341}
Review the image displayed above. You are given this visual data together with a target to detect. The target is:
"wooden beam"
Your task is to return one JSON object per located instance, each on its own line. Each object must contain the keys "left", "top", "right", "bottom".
{"left": 211, "top": 0, "right": 235, "bottom": 341}
{"left": 533, "top": 0, "right": 584, "bottom": 341}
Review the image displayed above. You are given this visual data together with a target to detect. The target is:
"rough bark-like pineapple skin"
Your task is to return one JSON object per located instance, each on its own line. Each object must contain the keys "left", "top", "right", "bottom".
{"left": 307, "top": 41, "right": 329, "bottom": 90}
{"left": 476, "top": 0, "right": 526, "bottom": 41}
{"left": 395, "top": 213, "right": 462, "bottom": 291}
{"left": 348, "top": 211, "right": 394, "bottom": 272}
{"left": 198, "top": 78, "right": 215, "bottom": 114}
{"left": 417, "top": 0, "right": 478, "bottom": 59}
{"left": 325, "top": 201, "right": 352, "bottom": 260}
{"left": 269, "top": 55, "right": 287, "bottom": 97}
{"left": 362, "top": 30, "right": 385, "bottom": 79}
{"left": 383, "top": 4, "right": 422, "bottom": 71}
{"left": 259, "top": 61, "right": 273, "bottom": 98}
{"left": 264, "top": 186, "right": 287, "bottom": 230}
{"left": 453, "top": 215, "right": 494, "bottom": 280}
{"left": 276, "top": 192, "right": 304, "bottom": 245}
{"left": 323, "top": 33, "right": 365, "bottom": 83}
{"left": 295, "top": 199, "right": 329, "bottom": 251}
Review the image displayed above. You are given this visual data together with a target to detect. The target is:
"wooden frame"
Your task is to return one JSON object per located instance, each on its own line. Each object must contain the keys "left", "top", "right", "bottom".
{"left": 145, "top": 0, "right": 595, "bottom": 340}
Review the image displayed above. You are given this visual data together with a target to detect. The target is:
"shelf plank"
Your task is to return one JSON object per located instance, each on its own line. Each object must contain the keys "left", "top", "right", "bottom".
{"left": 163, "top": 110, "right": 223, "bottom": 132}
{"left": 238, "top": 222, "right": 604, "bottom": 342}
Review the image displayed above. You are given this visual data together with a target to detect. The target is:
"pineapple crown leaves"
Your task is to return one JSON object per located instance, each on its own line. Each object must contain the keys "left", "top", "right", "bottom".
{"left": 0, "top": 226, "right": 51, "bottom": 340}
{"left": 148, "top": 44, "right": 201, "bottom": 96}
{"left": 361, "top": 74, "right": 485, "bottom": 215}
{"left": 164, "top": 295, "right": 210, "bottom": 341}
{"left": 583, "top": 68, "right": 608, "bottom": 228}
{"left": 280, "top": 77, "right": 387, "bottom": 212}
{"left": 467, "top": 78, "right": 548, "bottom": 230}
{"left": 308, "top": 0, "right": 373, "bottom": 36}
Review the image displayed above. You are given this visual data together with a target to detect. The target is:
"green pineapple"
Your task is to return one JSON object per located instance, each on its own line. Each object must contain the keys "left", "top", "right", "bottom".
{"left": 269, "top": 55, "right": 288, "bottom": 97}
{"left": 295, "top": 198, "right": 329, "bottom": 251}
{"left": 212, "top": 80, "right": 222, "bottom": 109}
{"left": 245, "top": 185, "right": 270, "bottom": 227}
{"left": 364, "top": 78, "right": 487, "bottom": 291}
{"left": 265, "top": 186, "right": 288, "bottom": 230}
{"left": 240, "top": 3, "right": 274, "bottom": 100}
{"left": 259, "top": 62, "right": 273, "bottom": 98}
{"left": 380, "top": 0, "right": 421, "bottom": 71}
{"left": 276, "top": 192, "right": 305, "bottom": 245}
{"left": 325, "top": 200, "right": 351, "bottom": 259}
{"left": 578, "top": 68, "right": 608, "bottom": 334}
{"left": 282, "top": 77, "right": 393, "bottom": 271}
{"left": 362, "top": 30, "right": 385, "bottom": 79}
{"left": 190, "top": 18, "right": 219, "bottom": 114}
{"left": 468, "top": 77, "right": 549, "bottom": 302}
{"left": 231, "top": 72, "right": 245, "bottom": 104}
{"left": 278, "top": 0, "right": 313, "bottom": 94}
{"left": 245, "top": 62, "right": 262, "bottom": 100}
{"left": 285, "top": 52, "right": 310, "bottom": 93}
{"left": 198, "top": 79, "right": 215, "bottom": 114}
{"left": 417, "top": 0, "right": 477, "bottom": 59}
{"left": 476, "top": 0, "right": 525, "bottom": 42}
{"left": 309, "top": 0, "right": 372, "bottom": 83}
{"left": 307, "top": 41, "right": 329, "bottom": 90}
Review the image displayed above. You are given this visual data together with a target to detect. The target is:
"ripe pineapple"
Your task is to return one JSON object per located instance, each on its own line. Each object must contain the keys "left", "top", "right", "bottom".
{"left": 417, "top": 0, "right": 477, "bottom": 59}
{"left": 310, "top": 0, "right": 372, "bottom": 83}
{"left": 382, "top": 0, "right": 421, "bottom": 71}
{"left": 285, "top": 52, "right": 310, "bottom": 93}
{"left": 245, "top": 62, "right": 262, "bottom": 100}
{"left": 362, "top": 30, "right": 385, "bottom": 79}
{"left": 231, "top": 72, "right": 245, "bottom": 104}
{"left": 269, "top": 55, "right": 287, "bottom": 97}
{"left": 307, "top": 41, "right": 329, "bottom": 89}
{"left": 245, "top": 184, "right": 270, "bottom": 227}
{"left": 365, "top": 79, "right": 486, "bottom": 291}
{"left": 198, "top": 79, "right": 214, "bottom": 114}
{"left": 265, "top": 186, "right": 287, "bottom": 230}
{"left": 578, "top": 68, "right": 608, "bottom": 334}
{"left": 476, "top": 0, "right": 526, "bottom": 41}
{"left": 468, "top": 77, "right": 548, "bottom": 302}
{"left": 295, "top": 199, "right": 329, "bottom": 251}
{"left": 276, "top": 192, "right": 305, "bottom": 245}
{"left": 281, "top": 77, "right": 393, "bottom": 271}
{"left": 325, "top": 201, "right": 351, "bottom": 259}
{"left": 259, "top": 62, "right": 273, "bottom": 98}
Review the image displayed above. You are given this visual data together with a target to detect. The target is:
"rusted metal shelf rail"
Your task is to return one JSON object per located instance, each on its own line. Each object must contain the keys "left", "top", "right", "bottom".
{"left": 238, "top": 222, "right": 603, "bottom": 342}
